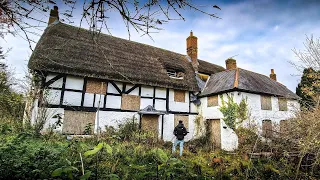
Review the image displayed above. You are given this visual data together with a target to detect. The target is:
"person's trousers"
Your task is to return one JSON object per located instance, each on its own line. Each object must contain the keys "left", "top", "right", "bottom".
{"left": 172, "top": 139, "right": 184, "bottom": 156}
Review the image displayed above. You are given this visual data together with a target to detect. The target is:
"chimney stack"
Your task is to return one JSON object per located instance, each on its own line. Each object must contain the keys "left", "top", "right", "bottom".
{"left": 48, "top": 6, "right": 59, "bottom": 25}
{"left": 225, "top": 58, "right": 237, "bottom": 70}
{"left": 270, "top": 69, "right": 277, "bottom": 81}
{"left": 186, "top": 31, "right": 199, "bottom": 72}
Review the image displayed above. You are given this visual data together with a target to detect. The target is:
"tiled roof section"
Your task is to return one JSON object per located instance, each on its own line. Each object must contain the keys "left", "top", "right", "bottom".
{"left": 201, "top": 68, "right": 300, "bottom": 99}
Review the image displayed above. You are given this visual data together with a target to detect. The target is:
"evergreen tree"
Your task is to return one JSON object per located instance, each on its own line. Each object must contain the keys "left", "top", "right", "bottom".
{"left": 296, "top": 68, "right": 319, "bottom": 109}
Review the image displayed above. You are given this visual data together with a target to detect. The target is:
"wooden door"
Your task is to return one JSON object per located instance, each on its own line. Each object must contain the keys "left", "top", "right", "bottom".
{"left": 207, "top": 119, "right": 221, "bottom": 148}
{"left": 141, "top": 115, "right": 159, "bottom": 136}
{"left": 63, "top": 111, "right": 96, "bottom": 135}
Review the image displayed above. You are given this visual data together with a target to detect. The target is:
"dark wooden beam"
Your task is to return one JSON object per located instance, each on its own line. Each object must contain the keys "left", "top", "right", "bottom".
{"left": 44, "top": 74, "right": 64, "bottom": 87}
{"left": 109, "top": 81, "right": 122, "bottom": 94}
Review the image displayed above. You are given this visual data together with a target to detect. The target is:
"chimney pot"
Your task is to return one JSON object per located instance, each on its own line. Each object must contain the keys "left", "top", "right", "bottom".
{"left": 186, "top": 31, "right": 198, "bottom": 72}
{"left": 48, "top": 6, "right": 59, "bottom": 25}
{"left": 225, "top": 58, "right": 237, "bottom": 70}
{"left": 270, "top": 69, "right": 277, "bottom": 81}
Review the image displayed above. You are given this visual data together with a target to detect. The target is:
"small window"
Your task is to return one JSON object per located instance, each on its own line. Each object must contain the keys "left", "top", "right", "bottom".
{"left": 261, "top": 95, "right": 272, "bottom": 110}
{"left": 262, "top": 119, "right": 272, "bottom": 138}
{"left": 174, "top": 90, "right": 185, "bottom": 102}
{"left": 121, "top": 94, "right": 141, "bottom": 111}
{"left": 279, "top": 120, "right": 288, "bottom": 134}
{"left": 208, "top": 95, "right": 218, "bottom": 107}
{"left": 278, "top": 98, "right": 288, "bottom": 111}
{"left": 167, "top": 69, "right": 184, "bottom": 79}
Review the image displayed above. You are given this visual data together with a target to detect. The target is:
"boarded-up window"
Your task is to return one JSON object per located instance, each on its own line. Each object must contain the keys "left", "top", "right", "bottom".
{"left": 280, "top": 120, "right": 289, "bottom": 134}
{"left": 174, "top": 90, "right": 185, "bottom": 102}
{"left": 174, "top": 115, "right": 189, "bottom": 129}
{"left": 86, "top": 79, "right": 107, "bottom": 94}
{"left": 141, "top": 115, "right": 159, "bottom": 135}
{"left": 207, "top": 119, "right": 221, "bottom": 148}
{"left": 262, "top": 120, "right": 272, "bottom": 138}
{"left": 208, "top": 95, "right": 218, "bottom": 107}
{"left": 261, "top": 95, "right": 272, "bottom": 110}
{"left": 121, "top": 94, "right": 141, "bottom": 111}
{"left": 278, "top": 98, "right": 288, "bottom": 111}
{"left": 62, "top": 111, "right": 95, "bottom": 135}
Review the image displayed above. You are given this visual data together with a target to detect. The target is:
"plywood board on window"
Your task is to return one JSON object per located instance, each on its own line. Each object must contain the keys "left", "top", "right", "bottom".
{"left": 62, "top": 111, "right": 95, "bottom": 135}
{"left": 262, "top": 120, "right": 272, "bottom": 138}
{"left": 280, "top": 120, "right": 289, "bottom": 134}
{"left": 86, "top": 79, "right": 107, "bottom": 94}
{"left": 208, "top": 95, "right": 218, "bottom": 107}
{"left": 174, "top": 115, "right": 189, "bottom": 129}
{"left": 207, "top": 119, "right": 221, "bottom": 148}
{"left": 261, "top": 95, "right": 272, "bottom": 110}
{"left": 174, "top": 90, "right": 185, "bottom": 102}
{"left": 141, "top": 115, "right": 159, "bottom": 135}
{"left": 278, "top": 98, "right": 288, "bottom": 111}
{"left": 121, "top": 94, "right": 140, "bottom": 111}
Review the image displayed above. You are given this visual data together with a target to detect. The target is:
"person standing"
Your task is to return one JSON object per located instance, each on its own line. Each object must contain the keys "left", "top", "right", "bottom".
{"left": 172, "top": 120, "right": 188, "bottom": 156}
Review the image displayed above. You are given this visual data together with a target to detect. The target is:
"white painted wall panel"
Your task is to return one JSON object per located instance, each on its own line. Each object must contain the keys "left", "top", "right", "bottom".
{"left": 46, "top": 89, "right": 61, "bottom": 105}
{"left": 105, "top": 95, "right": 121, "bottom": 109}
{"left": 125, "top": 84, "right": 139, "bottom": 95}
{"left": 94, "top": 94, "right": 105, "bottom": 108}
{"left": 155, "top": 88, "right": 166, "bottom": 98}
{"left": 220, "top": 119, "right": 238, "bottom": 151}
{"left": 107, "top": 82, "right": 123, "bottom": 94}
{"left": 83, "top": 93, "right": 94, "bottom": 107}
{"left": 162, "top": 114, "right": 175, "bottom": 141}
{"left": 155, "top": 99, "right": 166, "bottom": 111}
{"left": 96, "top": 111, "right": 140, "bottom": 132}
{"left": 141, "top": 86, "right": 153, "bottom": 97}
{"left": 42, "top": 108, "right": 64, "bottom": 132}
{"left": 63, "top": 91, "right": 82, "bottom": 106}
{"left": 140, "top": 98, "right": 153, "bottom": 109}
{"left": 46, "top": 73, "right": 63, "bottom": 88}
{"left": 65, "top": 76, "right": 84, "bottom": 90}
{"left": 169, "top": 89, "right": 189, "bottom": 112}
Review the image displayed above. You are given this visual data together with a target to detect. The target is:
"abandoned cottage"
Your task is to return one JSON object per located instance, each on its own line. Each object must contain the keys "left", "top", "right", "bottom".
{"left": 27, "top": 7, "right": 300, "bottom": 151}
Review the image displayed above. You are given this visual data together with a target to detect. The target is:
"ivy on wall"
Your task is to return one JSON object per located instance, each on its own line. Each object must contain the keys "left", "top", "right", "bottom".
{"left": 219, "top": 94, "right": 248, "bottom": 130}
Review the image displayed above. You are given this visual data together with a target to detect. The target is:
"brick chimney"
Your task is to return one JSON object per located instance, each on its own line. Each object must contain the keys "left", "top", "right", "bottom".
{"left": 225, "top": 58, "right": 237, "bottom": 70}
{"left": 270, "top": 69, "right": 277, "bottom": 81}
{"left": 186, "top": 31, "right": 199, "bottom": 72}
{"left": 48, "top": 6, "right": 59, "bottom": 25}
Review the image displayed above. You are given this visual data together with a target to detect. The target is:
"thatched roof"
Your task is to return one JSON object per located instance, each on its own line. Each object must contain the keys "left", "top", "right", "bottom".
{"left": 28, "top": 23, "right": 225, "bottom": 91}
{"left": 198, "top": 60, "right": 225, "bottom": 75}
{"left": 201, "top": 68, "right": 300, "bottom": 99}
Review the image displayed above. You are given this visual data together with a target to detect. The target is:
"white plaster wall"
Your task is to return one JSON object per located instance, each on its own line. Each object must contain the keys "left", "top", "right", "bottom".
{"left": 63, "top": 91, "right": 82, "bottom": 106}
{"left": 141, "top": 86, "right": 153, "bottom": 97}
{"left": 190, "top": 103, "right": 198, "bottom": 113}
{"left": 140, "top": 98, "right": 153, "bottom": 109}
{"left": 46, "top": 73, "right": 63, "bottom": 88}
{"left": 169, "top": 89, "right": 189, "bottom": 112}
{"left": 65, "top": 76, "right": 83, "bottom": 90}
{"left": 220, "top": 119, "right": 238, "bottom": 151}
{"left": 105, "top": 95, "right": 121, "bottom": 109}
{"left": 162, "top": 114, "right": 175, "bottom": 141}
{"left": 83, "top": 93, "right": 94, "bottom": 107}
{"left": 125, "top": 84, "right": 139, "bottom": 95}
{"left": 46, "top": 89, "right": 61, "bottom": 105}
{"left": 94, "top": 94, "right": 105, "bottom": 108}
{"left": 154, "top": 99, "right": 166, "bottom": 111}
{"left": 107, "top": 82, "right": 122, "bottom": 94}
{"left": 95, "top": 111, "right": 140, "bottom": 132}
{"left": 155, "top": 87, "right": 166, "bottom": 98}
{"left": 42, "top": 108, "right": 64, "bottom": 132}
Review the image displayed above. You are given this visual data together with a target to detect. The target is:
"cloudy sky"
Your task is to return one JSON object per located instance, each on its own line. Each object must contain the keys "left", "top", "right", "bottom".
{"left": 1, "top": 0, "right": 320, "bottom": 92}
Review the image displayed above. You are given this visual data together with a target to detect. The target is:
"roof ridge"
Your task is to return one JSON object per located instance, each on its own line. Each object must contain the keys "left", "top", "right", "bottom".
{"left": 233, "top": 68, "right": 239, "bottom": 88}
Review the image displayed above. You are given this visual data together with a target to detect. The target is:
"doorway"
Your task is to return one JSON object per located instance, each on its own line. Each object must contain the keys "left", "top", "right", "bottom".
{"left": 207, "top": 119, "right": 221, "bottom": 149}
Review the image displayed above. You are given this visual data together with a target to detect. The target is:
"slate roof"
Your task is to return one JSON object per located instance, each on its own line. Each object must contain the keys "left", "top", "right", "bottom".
{"left": 201, "top": 68, "right": 300, "bottom": 99}
{"left": 28, "top": 23, "right": 224, "bottom": 91}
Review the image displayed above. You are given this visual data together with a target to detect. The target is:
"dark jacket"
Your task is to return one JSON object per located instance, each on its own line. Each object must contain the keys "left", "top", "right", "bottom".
{"left": 173, "top": 123, "right": 188, "bottom": 140}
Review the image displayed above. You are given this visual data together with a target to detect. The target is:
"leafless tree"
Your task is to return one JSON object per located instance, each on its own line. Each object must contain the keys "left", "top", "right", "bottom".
{"left": 293, "top": 36, "right": 320, "bottom": 108}
{"left": 1, "top": 0, "right": 221, "bottom": 50}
